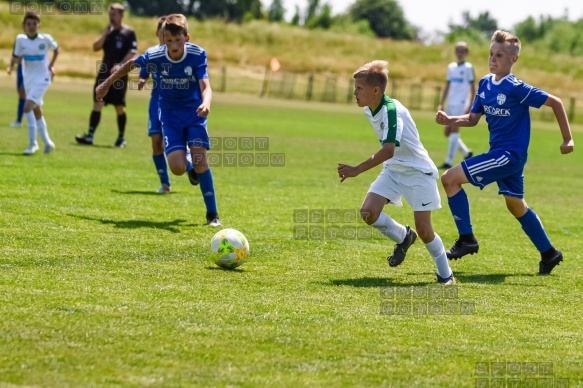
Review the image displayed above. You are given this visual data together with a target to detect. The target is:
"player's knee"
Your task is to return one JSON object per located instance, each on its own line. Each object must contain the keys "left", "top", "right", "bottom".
{"left": 415, "top": 225, "right": 434, "bottom": 244}
{"left": 168, "top": 163, "right": 186, "bottom": 176}
{"left": 440, "top": 170, "right": 455, "bottom": 188}
{"left": 360, "top": 208, "right": 379, "bottom": 225}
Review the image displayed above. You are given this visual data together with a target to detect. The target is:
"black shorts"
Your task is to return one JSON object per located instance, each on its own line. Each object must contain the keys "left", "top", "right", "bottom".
{"left": 93, "top": 74, "right": 128, "bottom": 106}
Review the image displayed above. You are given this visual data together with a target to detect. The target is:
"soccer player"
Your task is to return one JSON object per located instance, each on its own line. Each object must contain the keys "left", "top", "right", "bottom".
{"left": 96, "top": 14, "right": 220, "bottom": 226}
{"left": 137, "top": 16, "right": 198, "bottom": 194}
{"left": 437, "top": 41, "right": 475, "bottom": 169}
{"left": 8, "top": 63, "right": 26, "bottom": 128}
{"left": 436, "top": 30, "right": 575, "bottom": 275}
{"left": 75, "top": 3, "right": 137, "bottom": 147}
{"left": 8, "top": 11, "right": 59, "bottom": 155}
{"left": 338, "top": 60, "right": 455, "bottom": 285}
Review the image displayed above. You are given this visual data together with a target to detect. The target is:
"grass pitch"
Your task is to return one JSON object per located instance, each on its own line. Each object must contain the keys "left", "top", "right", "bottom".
{"left": 0, "top": 77, "right": 582, "bottom": 387}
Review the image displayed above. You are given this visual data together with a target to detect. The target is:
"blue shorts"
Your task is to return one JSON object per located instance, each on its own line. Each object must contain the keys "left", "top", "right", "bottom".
{"left": 16, "top": 64, "right": 24, "bottom": 90}
{"left": 147, "top": 97, "right": 162, "bottom": 136}
{"left": 461, "top": 150, "right": 527, "bottom": 198}
{"left": 160, "top": 108, "right": 209, "bottom": 155}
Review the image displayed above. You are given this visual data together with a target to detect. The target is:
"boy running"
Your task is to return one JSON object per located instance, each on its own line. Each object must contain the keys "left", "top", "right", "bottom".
{"left": 96, "top": 14, "right": 220, "bottom": 226}
{"left": 8, "top": 11, "right": 59, "bottom": 155}
{"left": 339, "top": 60, "right": 455, "bottom": 285}
{"left": 436, "top": 30, "right": 575, "bottom": 275}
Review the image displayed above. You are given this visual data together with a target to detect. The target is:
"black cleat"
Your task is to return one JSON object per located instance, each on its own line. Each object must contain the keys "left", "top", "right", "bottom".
{"left": 113, "top": 137, "right": 126, "bottom": 148}
{"left": 446, "top": 239, "right": 479, "bottom": 260}
{"left": 538, "top": 249, "right": 563, "bottom": 275}
{"left": 388, "top": 226, "right": 417, "bottom": 267}
{"left": 439, "top": 163, "right": 452, "bottom": 169}
{"left": 464, "top": 151, "right": 473, "bottom": 160}
{"left": 187, "top": 169, "right": 199, "bottom": 186}
{"left": 75, "top": 134, "right": 94, "bottom": 145}
{"left": 206, "top": 212, "right": 221, "bottom": 227}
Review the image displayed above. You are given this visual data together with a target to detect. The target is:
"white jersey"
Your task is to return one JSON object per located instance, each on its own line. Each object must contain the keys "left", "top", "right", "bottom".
{"left": 446, "top": 61, "right": 475, "bottom": 106}
{"left": 364, "top": 95, "right": 438, "bottom": 178}
{"left": 13, "top": 32, "right": 58, "bottom": 89}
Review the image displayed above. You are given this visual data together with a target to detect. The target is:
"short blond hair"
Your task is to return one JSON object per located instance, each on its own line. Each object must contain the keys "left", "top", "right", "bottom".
{"left": 163, "top": 14, "right": 188, "bottom": 36}
{"left": 353, "top": 60, "right": 389, "bottom": 93}
{"left": 108, "top": 3, "right": 125, "bottom": 13}
{"left": 491, "top": 30, "right": 521, "bottom": 55}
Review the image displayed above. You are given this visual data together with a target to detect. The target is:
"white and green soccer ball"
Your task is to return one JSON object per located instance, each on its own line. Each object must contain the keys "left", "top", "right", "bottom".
{"left": 209, "top": 228, "right": 250, "bottom": 269}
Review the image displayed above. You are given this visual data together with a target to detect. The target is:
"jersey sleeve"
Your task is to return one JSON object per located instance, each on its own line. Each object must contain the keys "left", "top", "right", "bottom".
{"left": 129, "top": 30, "right": 138, "bottom": 54}
{"left": 470, "top": 78, "right": 487, "bottom": 114}
{"left": 195, "top": 49, "right": 209, "bottom": 80}
{"left": 47, "top": 34, "right": 59, "bottom": 50}
{"left": 382, "top": 99, "right": 399, "bottom": 146}
{"left": 514, "top": 82, "right": 548, "bottom": 109}
{"left": 133, "top": 52, "right": 149, "bottom": 71}
{"left": 467, "top": 63, "right": 475, "bottom": 83}
{"left": 13, "top": 37, "right": 22, "bottom": 57}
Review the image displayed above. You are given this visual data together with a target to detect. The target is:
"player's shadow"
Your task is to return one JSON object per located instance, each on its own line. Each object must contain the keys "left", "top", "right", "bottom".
{"left": 70, "top": 214, "right": 200, "bottom": 233}
{"left": 111, "top": 189, "right": 177, "bottom": 196}
{"left": 451, "top": 271, "right": 533, "bottom": 284}
{"left": 73, "top": 143, "right": 122, "bottom": 149}
{"left": 321, "top": 276, "right": 428, "bottom": 288}
{"left": 205, "top": 266, "right": 245, "bottom": 273}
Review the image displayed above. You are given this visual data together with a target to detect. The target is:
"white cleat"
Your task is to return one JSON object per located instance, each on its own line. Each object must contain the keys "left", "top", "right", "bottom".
{"left": 23, "top": 143, "right": 39, "bottom": 155}
{"left": 10, "top": 121, "right": 22, "bottom": 128}
{"left": 156, "top": 185, "right": 171, "bottom": 194}
{"left": 43, "top": 141, "right": 55, "bottom": 155}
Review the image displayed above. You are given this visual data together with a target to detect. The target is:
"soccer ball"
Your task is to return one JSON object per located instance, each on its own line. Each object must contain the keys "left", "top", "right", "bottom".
{"left": 209, "top": 228, "right": 250, "bottom": 269}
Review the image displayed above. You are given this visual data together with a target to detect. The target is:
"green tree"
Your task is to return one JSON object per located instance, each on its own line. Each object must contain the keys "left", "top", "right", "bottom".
{"left": 349, "top": 0, "right": 414, "bottom": 39}
{"left": 268, "top": 0, "right": 285, "bottom": 22}
{"left": 448, "top": 11, "right": 498, "bottom": 38}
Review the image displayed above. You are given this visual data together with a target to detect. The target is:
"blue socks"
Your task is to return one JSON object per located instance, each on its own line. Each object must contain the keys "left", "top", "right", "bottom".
{"left": 517, "top": 208, "right": 552, "bottom": 253}
{"left": 152, "top": 154, "right": 170, "bottom": 186}
{"left": 17, "top": 98, "right": 25, "bottom": 122}
{"left": 198, "top": 168, "right": 217, "bottom": 214}
{"left": 447, "top": 189, "right": 473, "bottom": 235}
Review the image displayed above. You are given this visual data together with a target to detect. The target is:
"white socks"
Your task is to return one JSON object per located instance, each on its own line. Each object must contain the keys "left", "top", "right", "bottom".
{"left": 447, "top": 132, "right": 471, "bottom": 165}
{"left": 425, "top": 233, "right": 452, "bottom": 278}
{"left": 36, "top": 116, "right": 52, "bottom": 145}
{"left": 24, "top": 111, "right": 37, "bottom": 146}
{"left": 370, "top": 212, "right": 407, "bottom": 243}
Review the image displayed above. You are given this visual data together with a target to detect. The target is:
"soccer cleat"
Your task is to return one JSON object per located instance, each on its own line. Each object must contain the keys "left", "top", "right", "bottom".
{"left": 187, "top": 169, "right": 199, "bottom": 186}
{"left": 206, "top": 212, "right": 221, "bottom": 227}
{"left": 10, "top": 121, "right": 22, "bottom": 128}
{"left": 156, "top": 184, "right": 171, "bottom": 194}
{"left": 387, "top": 226, "right": 417, "bottom": 267}
{"left": 43, "top": 141, "right": 55, "bottom": 155}
{"left": 23, "top": 143, "right": 39, "bottom": 155}
{"left": 538, "top": 249, "right": 563, "bottom": 275}
{"left": 113, "top": 137, "right": 126, "bottom": 148}
{"left": 75, "top": 134, "right": 94, "bottom": 145}
{"left": 465, "top": 151, "right": 474, "bottom": 160}
{"left": 446, "top": 239, "right": 479, "bottom": 260}
{"left": 436, "top": 272, "right": 456, "bottom": 285}
{"left": 439, "top": 163, "right": 452, "bottom": 169}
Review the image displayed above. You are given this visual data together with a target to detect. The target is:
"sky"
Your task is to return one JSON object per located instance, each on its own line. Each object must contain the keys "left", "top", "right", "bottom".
{"left": 279, "top": 0, "right": 583, "bottom": 33}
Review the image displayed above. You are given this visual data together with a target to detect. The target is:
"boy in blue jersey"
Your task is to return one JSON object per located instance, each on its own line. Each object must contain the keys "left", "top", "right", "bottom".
{"left": 96, "top": 14, "right": 220, "bottom": 226}
{"left": 436, "top": 30, "right": 575, "bottom": 275}
{"left": 137, "top": 16, "right": 197, "bottom": 194}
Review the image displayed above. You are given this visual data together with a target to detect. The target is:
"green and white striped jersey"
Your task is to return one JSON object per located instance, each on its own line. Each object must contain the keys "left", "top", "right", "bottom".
{"left": 363, "top": 95, "right": 438, "bottom": 177}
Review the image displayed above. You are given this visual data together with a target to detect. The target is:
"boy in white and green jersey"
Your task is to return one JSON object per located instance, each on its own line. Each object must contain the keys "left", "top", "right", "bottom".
{"left": 338, "top": 60, "right": 454, "bottom": 285}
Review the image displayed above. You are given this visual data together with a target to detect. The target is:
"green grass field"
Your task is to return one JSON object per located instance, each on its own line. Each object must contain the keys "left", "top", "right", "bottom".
{"left": 1, "top": 76, "right": 582, "bottom": 387}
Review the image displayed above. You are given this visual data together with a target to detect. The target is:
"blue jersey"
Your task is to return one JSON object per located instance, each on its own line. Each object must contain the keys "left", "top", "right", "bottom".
{"left": 139, "top": 44, "right": 161, "bottom": 100}
{"left": 471, "top": 73, "right": 548, "bottom": 155}
{"left": 134, "top": 42, "right": 208, "bottom": 111}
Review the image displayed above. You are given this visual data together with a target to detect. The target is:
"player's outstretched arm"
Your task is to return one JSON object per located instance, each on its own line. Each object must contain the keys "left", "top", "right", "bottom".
{"left": 95, "top": 58, "right": 136, "bottom": 101}
{"left": 436, "top": 111, "right": 481, "bottom": 127}
{"left": 544, "top": 94, "right": 574, "bottom": 154}
{"left": 338, "top": 142, "right": 395, "bottom": 182}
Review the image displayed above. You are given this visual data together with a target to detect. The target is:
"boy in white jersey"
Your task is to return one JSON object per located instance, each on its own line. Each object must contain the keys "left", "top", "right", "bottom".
{"left": 437, "top": 42, "right": 475, "bottom": 169}
{"left": 8, "top": 12, "right": 59, "bottom": 155}
{"left": 436, "top": 31, "right": 574, "bottom": 275}
{"left": 338, "top": 60, "right": 454, "bottom": 285}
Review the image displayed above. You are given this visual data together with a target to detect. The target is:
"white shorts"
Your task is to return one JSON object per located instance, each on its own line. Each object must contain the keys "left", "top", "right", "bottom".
{"left": 445, "top": 104, "right": 467, "bottom": 116}
{"left": 24, "top": 81, "right": 50, "bottom": 106}
{"left": 368, "top": 166, "right": 442, "bottom": 211}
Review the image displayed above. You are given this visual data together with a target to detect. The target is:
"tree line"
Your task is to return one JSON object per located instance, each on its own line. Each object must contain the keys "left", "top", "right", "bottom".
{"left": 13, "top": 0, "right": 583, "bottom": 55}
